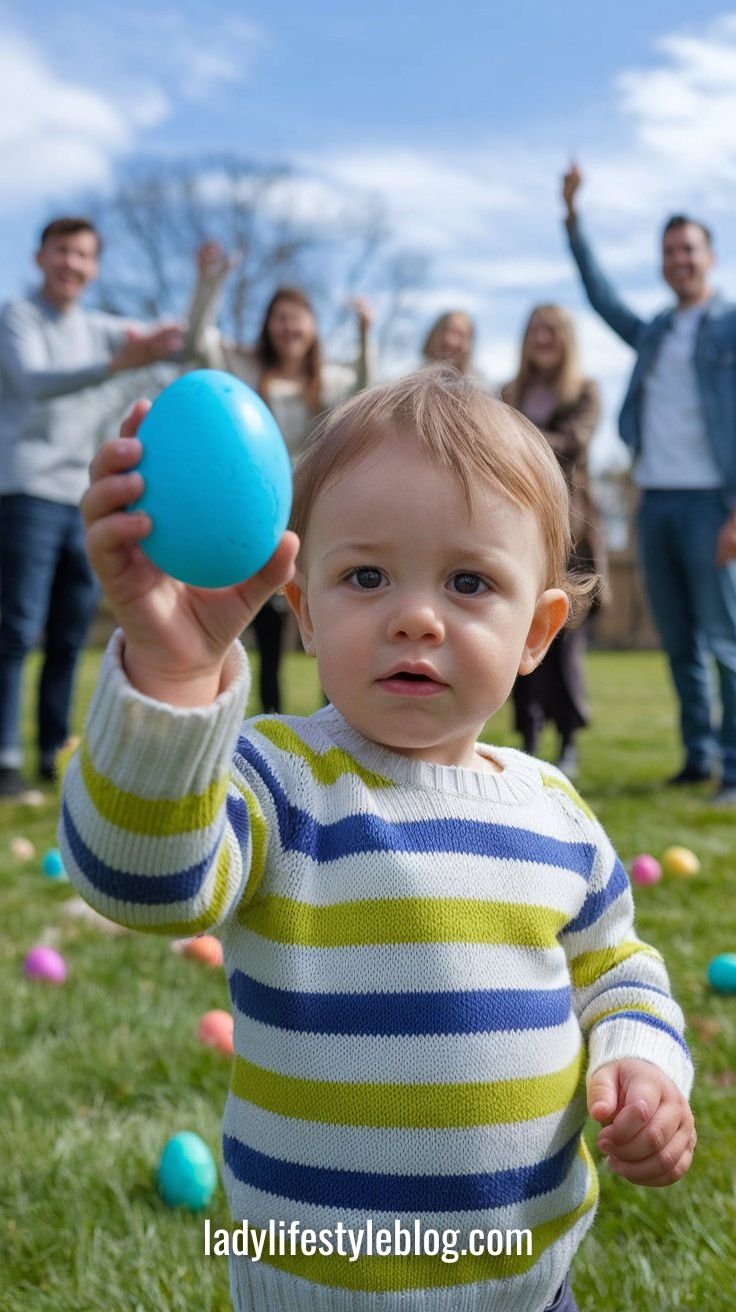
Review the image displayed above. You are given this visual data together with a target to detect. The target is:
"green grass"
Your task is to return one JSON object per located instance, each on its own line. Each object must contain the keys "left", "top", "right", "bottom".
{"left": 1, "top": 648, "right": 734, "bottom": 1310}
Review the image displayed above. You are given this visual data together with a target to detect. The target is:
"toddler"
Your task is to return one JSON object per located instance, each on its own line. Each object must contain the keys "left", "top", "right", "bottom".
{"left": 61, "top": 368, "right": 695, "bottom": 1312}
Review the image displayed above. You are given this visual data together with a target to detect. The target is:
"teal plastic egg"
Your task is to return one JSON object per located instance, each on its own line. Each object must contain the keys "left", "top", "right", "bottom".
{"left": 132, "top": 371, "right": 292, "bottom": 588}
{"left": 157, "top": 1131, "right": 217, "bottom": 1209}
{"left": 707, "top": 953, "right": 736, "bottom": 994}
{"left": 42, "top": 847, "right": 67, "bottom": 880}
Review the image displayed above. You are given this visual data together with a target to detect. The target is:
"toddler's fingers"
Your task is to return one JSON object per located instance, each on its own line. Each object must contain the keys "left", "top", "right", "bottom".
{"left": 86, "top": 510, "right": 152, "bottom": 573}
{"left": 607, "top": 1122, "right": 696, "bottom": 1186}
{"left": 601, "top": 1090, "right": 663, "bottom": 1148}
{"left": 89, "top": 438, "right": 143, "bottom": 485}
{"left": 82, "top": 471, "right": 145, "bottom": 529}
{"left": 233, "top": 531, "right": 300, "bottom": 613}
{"left": 225, "top": 531, "right": 300, "bottom": 632}
{"left": 586, "top": 1066, "right": 620, "bottom": 1123}
{"left": 120, "top": 398, "right": 152, "bottom": 438}
{"left": 597, "top": 1100, "right": 680, "bottom": 1162}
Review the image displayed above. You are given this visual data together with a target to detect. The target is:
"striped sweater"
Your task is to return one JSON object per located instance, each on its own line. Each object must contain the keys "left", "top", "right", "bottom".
{"left": 60, "top": 633, "right": 693, "bottom": 1312}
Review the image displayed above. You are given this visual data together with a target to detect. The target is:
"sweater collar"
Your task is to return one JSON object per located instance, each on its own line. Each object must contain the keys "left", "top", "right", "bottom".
{"left": 309, "top": 704, "right": 545, "bottom": 805}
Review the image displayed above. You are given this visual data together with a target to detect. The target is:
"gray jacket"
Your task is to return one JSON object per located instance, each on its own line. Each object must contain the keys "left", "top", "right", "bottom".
{"left": 0, "top": 292, "right": 132, "bottom": 505}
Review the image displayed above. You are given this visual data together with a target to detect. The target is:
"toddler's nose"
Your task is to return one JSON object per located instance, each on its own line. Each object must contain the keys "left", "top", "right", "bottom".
{"left": 387, "top": 596, "right": 445, "bottom": 643}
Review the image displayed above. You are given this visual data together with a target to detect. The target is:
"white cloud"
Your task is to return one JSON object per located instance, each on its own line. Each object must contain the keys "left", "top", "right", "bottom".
{"left": 105, "top": 8, "right": 265, "bottom": 102}
{"left": 169, "top": 18, "right": 264, "bottom": 101}
{"left": 0, "top": 32, "right": 170, "bottom": 206}
{"left": 312, "top": 149, "right": 523, "bottom": 254}
{"left": 0, "top": 35, "right": 129, "bottom": 200}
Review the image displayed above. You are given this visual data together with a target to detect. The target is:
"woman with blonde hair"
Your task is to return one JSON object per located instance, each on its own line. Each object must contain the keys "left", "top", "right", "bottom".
{"left": 186, "top": 242, "right": 374, "bottom": 713}
{"left": 502, "top": 303, "right": 607, "bottom": 778}
{"left": 422, "top": 310, "right": 476, "bottom": 375}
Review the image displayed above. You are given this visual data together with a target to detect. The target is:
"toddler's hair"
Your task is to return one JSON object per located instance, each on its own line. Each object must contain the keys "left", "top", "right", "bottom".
{"left": 291, "top": 367, "right": 600, "bottom": 623}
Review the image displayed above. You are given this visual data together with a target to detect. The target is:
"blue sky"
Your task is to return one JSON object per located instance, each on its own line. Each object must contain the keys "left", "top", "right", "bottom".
{"left": 2, "top": 0, "right": 736, "bottom": 468}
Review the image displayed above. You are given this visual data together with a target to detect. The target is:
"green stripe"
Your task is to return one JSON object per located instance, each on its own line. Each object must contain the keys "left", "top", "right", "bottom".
{"left": 569, "top": 941, "right": 662, "bottom": 990}
{"left": 95, "top": 832, "right": 236, "bottom": 936}
{"left": 255, "top": 1145, "right": 598, "bottom": 1290}
{"left": 254, "top": 719, "right": 394, "bottom": 788}
{"left": 231, "top": 1049, "right": 585, "bottom": 1127}
{"left": 81, "top": 742, "right": 228, "bottom": 836}
{"left": 243, "top": 894, "right": 567, "bottom": 948}
{"left": 541, "top": 770, "right": 596, "bottom": 822}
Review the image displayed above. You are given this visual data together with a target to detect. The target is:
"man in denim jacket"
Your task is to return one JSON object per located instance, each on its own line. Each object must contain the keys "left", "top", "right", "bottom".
{"left": 563, "top": 164, "right": 736, "bottom": 804}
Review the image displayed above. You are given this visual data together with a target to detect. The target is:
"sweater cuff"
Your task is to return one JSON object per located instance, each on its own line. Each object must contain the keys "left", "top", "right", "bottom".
{"left": 587, "top": 1017, "right": 694, "bottom": 1100}
{"left": 84, "top": 629, "right": 250, "bottom": 800}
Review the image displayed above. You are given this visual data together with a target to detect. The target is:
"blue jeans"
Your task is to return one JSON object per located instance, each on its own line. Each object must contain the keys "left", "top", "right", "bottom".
{"left": 637, "top": 489, "right": 736, "bottom": 783}
{"left": 545, "top": 1277, "right": 579, "bottom": 1310}
{"left": 0, "top": 494, "right": 100, "bottom": 769}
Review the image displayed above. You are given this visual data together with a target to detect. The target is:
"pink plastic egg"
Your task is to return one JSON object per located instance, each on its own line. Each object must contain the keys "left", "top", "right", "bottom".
{"left": 197, "top": 1009, "right": 234, "bottom": 1056}
{"left": 24, "top": 945, "right": 67, "bottom": 983}
{"left": 630, "top": 854, "right": 662, "bottom": 886}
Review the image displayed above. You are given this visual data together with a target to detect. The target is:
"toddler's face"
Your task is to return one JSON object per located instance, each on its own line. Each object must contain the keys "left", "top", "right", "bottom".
{"left": 288, "top": 434, "right": 567, "bottom": 769}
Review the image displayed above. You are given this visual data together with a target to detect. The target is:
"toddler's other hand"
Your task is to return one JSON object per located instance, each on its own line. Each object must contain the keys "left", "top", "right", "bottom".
{"left": 587, "top": 1058, "right": 695, "bottom": 1187}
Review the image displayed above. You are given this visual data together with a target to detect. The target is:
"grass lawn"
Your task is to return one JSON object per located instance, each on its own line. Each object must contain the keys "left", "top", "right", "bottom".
{"left": 1, "top": 646, "right": 734, "bottom": 1310}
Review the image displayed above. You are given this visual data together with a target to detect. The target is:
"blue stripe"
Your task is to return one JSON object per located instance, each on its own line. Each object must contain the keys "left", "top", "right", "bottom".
{"left": 226, "top": 790, "right": 251, "bottom": 851}
{"left": 565, "top": 857, "right": 629, "bottom": 934}
{"left": 61, "top": 799, "right": 221, "bottom": 907}
{"left": 591, "top": 1010, "right": 690, "bottom": 1056}
{"left": 230, "top": 970, "right": 573, "bottom": 1035}
{"left": 223, "top": 1129, "right": 582, "bottom": 1212}
{"left": 237, "top": 737, "right": 595, "bottom": 877}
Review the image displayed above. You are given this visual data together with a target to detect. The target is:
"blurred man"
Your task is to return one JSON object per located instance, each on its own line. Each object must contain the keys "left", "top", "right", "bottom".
{"left": 563, "top": 165, "right": 736, "bottom": 804}
{"left": 0, "top": 216, "right": 182, "bottom": 795}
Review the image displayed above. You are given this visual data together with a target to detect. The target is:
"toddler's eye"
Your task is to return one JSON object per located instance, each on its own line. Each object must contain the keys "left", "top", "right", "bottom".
{"left": 450, "top": 572, "right": 488, "bottom": 595}
{"left": 346, "top": 567, "right": 385, "bottom": 590}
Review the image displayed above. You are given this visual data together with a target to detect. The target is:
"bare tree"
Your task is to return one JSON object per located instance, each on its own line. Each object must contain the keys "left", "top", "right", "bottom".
{"left": 87, "top": 154, "right": 424, "bottom": 349}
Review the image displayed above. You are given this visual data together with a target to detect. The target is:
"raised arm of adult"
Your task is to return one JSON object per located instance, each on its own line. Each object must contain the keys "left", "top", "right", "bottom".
{"left": 562, "top": 163, "right": 582, "bottom": 227}
{"left": 185, "top": 242, "right": 237, "bottom": 368}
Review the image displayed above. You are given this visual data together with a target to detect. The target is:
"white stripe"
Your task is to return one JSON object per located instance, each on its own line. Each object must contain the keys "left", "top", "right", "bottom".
{"left": 228, "top": 1245, "right": 575, "bottom": 1312}
{"left": 256, "top": 848, "right": 587, "bottom": 910}
{"left": 231, "top": 1016, "right": 583, "bottom": 1085}
{"left": 223, "top": 1092, "right": 587, "bottom": 1175}
{"left": 227, "top": 933, "right": 571, "bottom": 995}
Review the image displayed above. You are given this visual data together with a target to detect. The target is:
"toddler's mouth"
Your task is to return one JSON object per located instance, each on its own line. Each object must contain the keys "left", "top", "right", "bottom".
{"left": 377, "top": 668, "right": 448, "bottom": 696}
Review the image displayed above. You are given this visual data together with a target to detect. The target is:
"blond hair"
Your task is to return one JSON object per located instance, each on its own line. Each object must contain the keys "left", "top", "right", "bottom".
{"left": 422, "top": 312, "right": 475, "bottom": 375}
{"left": 290, "top": 367, "right": 599, "bottom": 623}
{"left": 505, "top": 304, "right": 583, "bottom": 411}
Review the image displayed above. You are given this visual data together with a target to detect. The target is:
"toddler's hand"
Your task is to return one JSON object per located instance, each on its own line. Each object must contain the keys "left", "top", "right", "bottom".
{"left": 82, "top": 401, "right": 299, "bottom": 704}
{"left": 587, "top": 1059, "right": 695, "bottom": 1187}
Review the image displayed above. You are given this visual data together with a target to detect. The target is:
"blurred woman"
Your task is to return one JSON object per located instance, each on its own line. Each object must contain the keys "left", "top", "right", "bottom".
{"left": 422, "top": 311, "right": 476, "bottom": 375}
{"left": 502, "top": 304, "right": 607, "bottom": 779}
{"left": 187, "top": 242, "right": 374, "bottom": 713}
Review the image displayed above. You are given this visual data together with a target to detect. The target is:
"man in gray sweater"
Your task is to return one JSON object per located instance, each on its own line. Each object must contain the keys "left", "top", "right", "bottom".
{"left": 0, "top": 216, "right": 182, "bottom": 796}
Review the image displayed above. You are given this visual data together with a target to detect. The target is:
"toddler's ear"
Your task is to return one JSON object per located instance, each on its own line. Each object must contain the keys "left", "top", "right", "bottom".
{"left": 283, "top": 579, "right": 316, "bottom": 657}
{"left": 518, "top": 589, "right": 569, "bottom": 675}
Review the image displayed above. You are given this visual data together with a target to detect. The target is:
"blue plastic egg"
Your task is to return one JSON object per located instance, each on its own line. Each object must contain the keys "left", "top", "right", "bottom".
{"left": 707, "top": 953, "right": 736, "bottom": 994}
{"left": 42, "top": 847, "right": 67, "bottom": 880}
{"left": 131, "top": 370, "right": 292, "bottom": 588}
{"left": 157, "top": 1131, "right": 217, "bottom": 1209}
